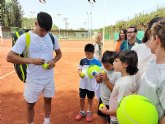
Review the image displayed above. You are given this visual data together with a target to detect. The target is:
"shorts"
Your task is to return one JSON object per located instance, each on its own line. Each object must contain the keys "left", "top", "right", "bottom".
{"left": 79, "top": 88, "right": 95, "bottom": 99}
{"left": 24, "top": 77, "right": 55, "bottom": 103}
{"left": 110, "top": 121, "right": 118, "bottom": 124}
{"left": 97, "top": 98, "right": 110, "bottom": 124}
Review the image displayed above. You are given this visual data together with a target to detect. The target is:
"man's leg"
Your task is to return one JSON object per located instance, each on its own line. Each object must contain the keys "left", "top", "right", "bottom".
{"left": 27, "top": 102, "right": 36, "bottom": 124}
{"left": 44, "top": 97, "right": 52, "bottom": 118}
{"left": 43, "top": 97, "right": 52, "bottom": 124}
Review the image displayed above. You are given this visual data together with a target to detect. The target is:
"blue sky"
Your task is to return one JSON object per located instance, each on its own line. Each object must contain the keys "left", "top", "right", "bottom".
{"left": 19, "top": 0, "right": 165, "bottom": 29}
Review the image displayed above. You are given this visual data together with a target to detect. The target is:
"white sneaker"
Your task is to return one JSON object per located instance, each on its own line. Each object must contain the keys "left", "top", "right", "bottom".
{"left": 43, "top": 122, "right": 51, "bottom": 124}
{"left": 43, "top": 117, "right": 51, "bottom": 124}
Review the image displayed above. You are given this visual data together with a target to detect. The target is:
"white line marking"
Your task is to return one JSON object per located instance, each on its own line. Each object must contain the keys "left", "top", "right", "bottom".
{"left": 0, "top": 70, "right": 15, "bottom": 79}
{"left": 1, "top": 66, "right": 13, "bottom": 68}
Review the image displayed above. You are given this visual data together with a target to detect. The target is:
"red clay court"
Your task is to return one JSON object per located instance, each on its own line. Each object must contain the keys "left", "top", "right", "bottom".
{"left": 0, "top": 39, "right": 113, "bottom": 124}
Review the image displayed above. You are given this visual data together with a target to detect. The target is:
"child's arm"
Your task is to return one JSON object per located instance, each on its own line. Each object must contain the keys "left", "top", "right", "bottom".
{"left": 101, "top": 73, "right": 114, "bottom": 91}
{"left": 99, "top": 105, "right": 116, "bottom": 116}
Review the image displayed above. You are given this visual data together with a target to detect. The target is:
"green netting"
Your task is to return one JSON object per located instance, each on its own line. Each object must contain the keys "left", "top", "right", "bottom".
{"left": 114, "top": 32, "right": 119, "bottom": 41}
{"left": 137, "top": 31, "right": 145, "bottom": 40}
{"left": 104, "top": 33, "right": 110, "bottom": 40}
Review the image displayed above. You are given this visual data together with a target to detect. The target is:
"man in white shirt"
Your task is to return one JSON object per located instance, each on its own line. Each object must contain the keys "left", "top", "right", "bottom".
{"left": 7, "top": 12, "right": 62, "bottom": 124}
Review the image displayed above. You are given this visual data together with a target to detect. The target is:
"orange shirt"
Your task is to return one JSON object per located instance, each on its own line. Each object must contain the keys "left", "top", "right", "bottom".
{"left": 115, "top": 40, "right": 122, "bottom": 52}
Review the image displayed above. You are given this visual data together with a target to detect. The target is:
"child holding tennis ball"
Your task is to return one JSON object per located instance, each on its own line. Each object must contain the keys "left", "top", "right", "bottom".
{"left": 96, "top": 50, "right": 121, "bottom": 124}
{"left": 76, "top": 43, "right": 102, "bottom": 122}
{"left": 99, "top": 50, "right": 139, "bottom": 124}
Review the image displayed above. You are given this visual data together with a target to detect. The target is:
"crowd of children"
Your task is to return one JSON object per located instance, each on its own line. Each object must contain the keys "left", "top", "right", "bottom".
{"left": 76, "top": 18, "right": 165, "bottom": 124}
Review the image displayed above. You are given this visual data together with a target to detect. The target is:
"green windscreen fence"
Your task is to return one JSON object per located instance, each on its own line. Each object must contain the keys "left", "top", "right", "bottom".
{"left": 114, "top": 32, "right": 119, "bottom": 41}
{"left": 137, "top": 31, "right": 145, "bottom": 40}
{"left": 104, "top": 33, "right": 110, "bottom": 40}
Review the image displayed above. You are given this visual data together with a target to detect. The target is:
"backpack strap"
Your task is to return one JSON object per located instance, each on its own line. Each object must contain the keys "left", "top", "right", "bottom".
{"left": 25, "top": 32, "right": 30, "bottom": 57}
{"left": 12, "top": 31, "right": 20, "bottom": 44}
{"left": 48, "top": 33, "right": 55, "bottom": 45}
{"left": 19, "top": 32, "right": 30, "bottom": 82}
{"left": 15, "top": 31, "right": 20, "bottom": 38}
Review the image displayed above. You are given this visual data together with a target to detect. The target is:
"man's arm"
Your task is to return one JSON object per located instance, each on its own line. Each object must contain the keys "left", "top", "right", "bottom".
{"left": 52, "top": 49, "right": 62, "bottom": 63}
{"left": 6, "top": 51, "right": 45, "bottom": 65}
{"left": 47, "top": 49, "right": 62, "bottom": 69}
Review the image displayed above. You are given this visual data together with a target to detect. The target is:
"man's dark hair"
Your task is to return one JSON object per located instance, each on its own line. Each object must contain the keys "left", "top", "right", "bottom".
{"left": 128, "top": 26, "right": 137, "bottom": 33}
{"left": 37, "top": 12, "right": 52, "bottom": 31}
{"left": 102, "top": 50, "right": 116, "bottom": 64}
{"left": 84, "top": 43, "right": 94, "bottom": 53}
{"left": 142, "top": 17, "right": 163, "bottom": 43}
{"left": 114, "top": 50, "right": 138, "bottom": 75}
{"left": 151, "top": 19, "right": 165, "bottom": 49}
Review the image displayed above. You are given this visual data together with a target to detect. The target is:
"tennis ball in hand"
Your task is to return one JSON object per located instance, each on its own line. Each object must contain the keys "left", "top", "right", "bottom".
{"left": 80, "top": 72, "right": 85, "bottom": 78}
{"left": 42, "top": 63, "right": 49, "bottom": 69}
{"left": 101, "top": 70, "right": 106, "bottom": 74}
{"left": 99, "top": 103, "right": 105, "bottom": 109}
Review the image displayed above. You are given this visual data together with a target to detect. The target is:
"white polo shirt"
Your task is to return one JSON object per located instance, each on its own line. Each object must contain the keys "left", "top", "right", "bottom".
{"left": 11, "top": 31, "right": 60, "bottom": 82}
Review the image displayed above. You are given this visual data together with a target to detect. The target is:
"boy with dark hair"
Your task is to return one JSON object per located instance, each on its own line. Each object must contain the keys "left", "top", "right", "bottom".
{"left": 138, "top": 19, "right": 165, "bottom": 124}
{"left": 96, "top": 51, "right": 121, "bottom": 124}
{"left": 7, "top": 12, "right": 62, "bottom": 124}
{"left": 76, "top": 43, "right": 102, "bottom": 122}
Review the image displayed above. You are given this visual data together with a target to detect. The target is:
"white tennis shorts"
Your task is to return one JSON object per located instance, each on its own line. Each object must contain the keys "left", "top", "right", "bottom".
{"left": 24, "top": 77, "right": 55, "bottom": 103}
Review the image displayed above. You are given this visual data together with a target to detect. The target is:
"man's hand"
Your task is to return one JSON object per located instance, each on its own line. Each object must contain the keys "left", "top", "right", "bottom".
{"left": 47, "top": 60, "right": 56, "bottom": 69}
{"left": 31, "top": 58, "right": 45, "bottom": 65}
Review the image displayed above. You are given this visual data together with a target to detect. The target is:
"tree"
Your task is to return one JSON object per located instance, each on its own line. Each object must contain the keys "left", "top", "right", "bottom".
{"left": 3, "top": 0, "right": 23, "bottom": 27}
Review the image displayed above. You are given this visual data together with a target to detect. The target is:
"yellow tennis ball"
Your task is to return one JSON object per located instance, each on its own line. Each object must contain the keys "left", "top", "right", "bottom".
{"left": 42, "top": 63, "right": 49, "bottom": 69}
{"left": 101, "top": 70, "right": 106, "bottom": 74}
{"left": 99, "top": 103, "right": 105, "bottom": 109}
{"left": 117, "top": 95, "right": 158, "bottom": 124}
{"left": 87, "top": 65, "right": 101, "bottom": 78}
{"left": 80, "top": 72, "right": 85, "bottom": 78}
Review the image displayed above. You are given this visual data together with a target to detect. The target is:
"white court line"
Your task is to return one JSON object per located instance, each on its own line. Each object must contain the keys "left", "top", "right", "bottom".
{"left": 0, "top": 70, "right": 58, "bottom": 79}
{"left": 0, "top": 70, "right": 15, "bottom": 79}
{"left": 1, "top": 66, "right": 13, "bottom": 67}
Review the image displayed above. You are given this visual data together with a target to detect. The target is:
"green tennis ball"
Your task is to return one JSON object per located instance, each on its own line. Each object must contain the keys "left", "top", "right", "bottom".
{"left": 42, "top": 63, "right": 49, "bottom": 69}
{"left": 80, "top": 72, "right": 85, "bottom": 78}
{"left": 99, "top": 103, "right": 105, "bottom": 109}
{"left": 87, "top": 65, "right": 101, "bottom": 78}
{"left": 101, "top": 70, "right": 106, "bottom": 74}
{"left": 117, "top": 95, "right": 158, "bottom": 124}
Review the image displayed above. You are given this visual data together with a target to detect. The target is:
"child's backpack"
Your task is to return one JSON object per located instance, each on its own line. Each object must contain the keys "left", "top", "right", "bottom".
{"left": 12, "top": 30, "right": 55, "bottom": 82}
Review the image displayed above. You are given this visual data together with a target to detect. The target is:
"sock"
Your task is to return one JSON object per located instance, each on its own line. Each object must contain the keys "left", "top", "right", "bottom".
{"left": 44, "top": 118, "right": 50, "bottom": 123}
{"left": 80, "top": 110, "right": 85, "bottom": 113}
